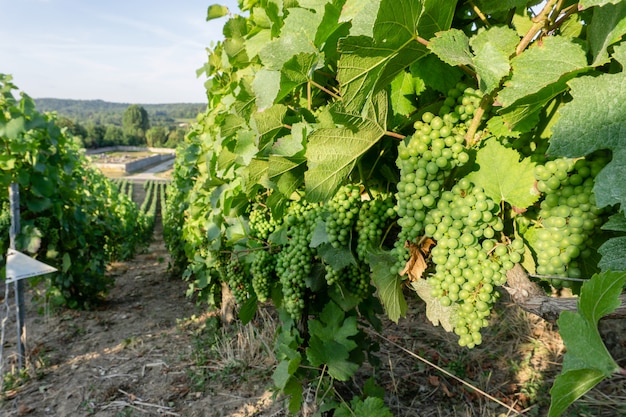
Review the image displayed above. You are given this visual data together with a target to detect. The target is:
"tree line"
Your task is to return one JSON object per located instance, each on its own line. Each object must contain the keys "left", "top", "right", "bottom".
{"left": 35, "top": 98, "right": 205, "bottom": 149}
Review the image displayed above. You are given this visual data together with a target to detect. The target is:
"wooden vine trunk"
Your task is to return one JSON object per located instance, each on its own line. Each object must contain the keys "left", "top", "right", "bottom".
{"left": 505, "top": 264, "right": 626, "bottom": 321}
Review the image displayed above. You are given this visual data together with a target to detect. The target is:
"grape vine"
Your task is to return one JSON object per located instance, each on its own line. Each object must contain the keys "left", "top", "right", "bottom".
{"left": 163, "top": 1, "right": 626, "bottom": 416}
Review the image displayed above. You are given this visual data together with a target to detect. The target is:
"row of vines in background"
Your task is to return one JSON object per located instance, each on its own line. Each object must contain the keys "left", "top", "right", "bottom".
{"left": 162, "top": 0, "right": 626, "bottom": 415}
{"left": 0, "top": 74, "right": 150, "bottom": 308}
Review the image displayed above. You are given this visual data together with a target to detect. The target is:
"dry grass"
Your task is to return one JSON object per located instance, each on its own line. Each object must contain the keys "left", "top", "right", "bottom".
{"left": 179, "top": 292, "right": 625, "bottom": 417}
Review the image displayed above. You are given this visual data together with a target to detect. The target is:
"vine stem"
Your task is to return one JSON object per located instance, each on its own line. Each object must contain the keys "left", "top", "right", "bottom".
{"left": 307, "top": 79, "right": 312, "bottom": 111}
{"left": 468, "top": 1, "right": 490, "bottom": 27}
{"left": 464, "top": 94, "right": 492, "bottom": 146}
{"left": 516, "top": 0, "right": 559, "bottom": 55}
{"left": 310, "top": 79, "right": 341, "bottom": 100}
{"left": 386, "top": 130, "right": 406, "bottom": 140}
{"left": 369, "top": 330, "right": 525, "bottom": 416}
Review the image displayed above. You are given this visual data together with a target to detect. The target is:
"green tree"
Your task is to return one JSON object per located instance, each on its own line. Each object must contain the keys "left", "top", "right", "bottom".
{"left": 145, "top": 126, "right": 169, "bottom": 147}
{"left": 164, "top": 127, "right": 185, "bottom": 148}
{"left": 103, "top": 124, "right": 123, "bottom": 147}
{"left": 122, "top": 104, "right": 150, "bottom": 145}
{"left": 57, "top": 117, "right": 87, "bottom": 141}
{"left": 85, "top": 122, "right": 106, "bottom": 148}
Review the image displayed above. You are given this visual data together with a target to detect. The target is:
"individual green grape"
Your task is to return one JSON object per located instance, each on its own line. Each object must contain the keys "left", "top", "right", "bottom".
{"left": 326, "top": 184, "right": 362, "bottom": 248}
{"left": 251, "top": 249, "right": 277, "bottom": 303}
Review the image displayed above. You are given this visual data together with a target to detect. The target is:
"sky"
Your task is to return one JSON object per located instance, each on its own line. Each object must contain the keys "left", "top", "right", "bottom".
{"left": 0, "top": 0, "right": 240, "bottom": 104}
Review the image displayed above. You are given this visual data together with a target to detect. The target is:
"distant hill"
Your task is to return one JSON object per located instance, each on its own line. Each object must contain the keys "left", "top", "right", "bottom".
{"left": 35, "top": 98, "right": 206, "bottom": 127}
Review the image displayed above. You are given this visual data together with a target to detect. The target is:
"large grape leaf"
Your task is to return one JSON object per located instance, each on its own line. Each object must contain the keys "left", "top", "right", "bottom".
{"left": 548, "top": 71, "right": 626, "bottom": 211}
{"left": 304, "top": 91, "right": 387, "bottom": 202}
{"left": 337, "top": 0, "right": 457, "bottom": 112}
{"left": 467, "top": 139, "right": 539, "bottom": 209}
{"left": 548, "top": 271, "right": 626, "bottom": 417}
{"left": 497, "top": 36, "right": 588, "bottom": 108}
{"left": 588, "top": 1, "right": 626, "bottom": 65}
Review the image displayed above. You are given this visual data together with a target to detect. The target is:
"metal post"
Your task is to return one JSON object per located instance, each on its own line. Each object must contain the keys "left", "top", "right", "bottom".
{"left": 9, "top": 183, "right": 26, "bottom": 369}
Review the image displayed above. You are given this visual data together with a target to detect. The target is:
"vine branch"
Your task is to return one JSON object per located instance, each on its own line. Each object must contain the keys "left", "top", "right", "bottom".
{"left": 515, "top": 0, "right": 559, "bottom": 56}
{"left": 505, "top": 264, "right": 626, "bottom": 322}
{"left": 310, "top": 79, "right": 341, "bottom": 100}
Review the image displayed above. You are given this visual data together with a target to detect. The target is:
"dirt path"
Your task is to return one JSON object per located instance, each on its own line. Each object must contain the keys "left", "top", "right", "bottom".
{"left": 0, "top": 215, "right": 281, "bottom": 417}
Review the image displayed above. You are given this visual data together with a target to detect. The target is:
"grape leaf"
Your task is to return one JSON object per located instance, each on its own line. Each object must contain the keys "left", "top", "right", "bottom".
{"left": 602, "top": 213, "right": 626, "bottom": 231}
{"left": 588, "top": 1, "right": 626, "bottom": 65}
{"left": 335, "top": 397, "right": 394, "bottom": 417}
{"left": 497, "top": 36, "right": 588, "bottom": 108}
{"left": 304, "top": 91, "right": 387, "bottom": 202}
{"left": 276, "top": 53, "right": 320, "bottom": 103}
{"left": 427, "top": 28, "right": 473, "bottom": 67}
{"left": 548, "top": 369, "right": 606, "bottom": 417}
{"left": 206, "top": 4, "right": 229, "bottom": 21}
{"left": 252, "top": 69, "right": 281, "bottom": 111}
{"left": 339, "top": 0, "right": 380, "bottom": 37}
{"left": 467, "top": 139, "right": 539, "bottom": 209}
{"left": 390, "top": 71, "right": 418, "bottom": 117}
{"left": 337, "top": 0, "right": 456, "bottom": 112}
{"left": 411, "top": 279, "right": 456, "bottom": 332}
{"left": 410, "top": 54, "right": 463, "bottom": 94}
{"left": 581, "top": 0, "right": 625, "bottom": 9}
{"left": 473, "top": 0, "right": 527, "bottom": 14}
{"left": 548, "top": 271, "right": 626, "bottom": 417}
{"left": 261, "top": 32, "right": 317, "bottom": 70}
{"left": 368, "top": 249, "right": 407, "bottom": 323}
{"left": 306, "top": 302, "right": 360, "bottom": 380}
{"left": 598, "top": 237, "right": 626, "bottom": 271}
{"left": 470, "top": 26, "right": 519, "bottom": 94}
{"left": 548, "top": 72, "right": 626, "bottom": 211}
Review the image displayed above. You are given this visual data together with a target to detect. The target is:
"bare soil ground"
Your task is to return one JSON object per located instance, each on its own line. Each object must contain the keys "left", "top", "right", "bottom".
{"left": 1, "top": 179, "right": 625, "bottom": 417}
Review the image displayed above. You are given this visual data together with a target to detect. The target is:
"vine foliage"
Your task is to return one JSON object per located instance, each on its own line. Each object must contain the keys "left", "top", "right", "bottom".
{"left": 1, "top": 75, "right": 149, "bottom": 308}
{"left": 164, "top": 0, "right": 626, "bottom": 415}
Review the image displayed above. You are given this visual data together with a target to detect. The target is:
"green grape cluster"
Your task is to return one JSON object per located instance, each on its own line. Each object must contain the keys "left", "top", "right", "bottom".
{"left": 393, "top": 86, "right": 478, "bottom": 271}
{"left": 437, "top": 83, "right": 484, "bottom": 135}
{"left": 424, "top": 179, "right": 524, "bottom": 348}
{"left": 249, "top": 201, "right": 281, "bottom": 241}
{"left": 225, "top": 255, "right": 251, "bottom": 304}
{"left": 356, "top": 194, "right": 396, "bottom": 260}
{"left": 251, "top": 249, "right": 277, "bottom": 302}
{"left": 276, "top": 200, "right": 320, "bottom": 319}
{"left": 325, "top": 184, "right": 362, "bottom": 248}
{"left": 533, "top": 156, "right": 607, "bottom": 283}
{"left": 344, "top": 263, "right": 371, "bottom": 300}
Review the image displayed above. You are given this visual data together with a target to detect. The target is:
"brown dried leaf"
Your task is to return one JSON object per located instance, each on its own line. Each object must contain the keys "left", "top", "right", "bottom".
{"left": 399, "top": 238, "right": 433, "bottom": 282}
